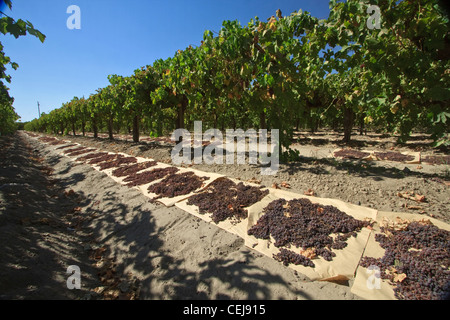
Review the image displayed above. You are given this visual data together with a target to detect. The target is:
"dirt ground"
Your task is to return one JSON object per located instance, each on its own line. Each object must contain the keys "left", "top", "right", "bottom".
{"left": 0, "top": 129, "right": 449, "bottom": 300}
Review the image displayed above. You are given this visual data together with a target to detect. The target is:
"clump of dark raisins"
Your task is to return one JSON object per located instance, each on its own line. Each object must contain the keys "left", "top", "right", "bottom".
{"left": 187, "top": 177, "right": 269, "bottom": 224}
{"left": 360, "top": 221, "right": 450, "bottom": 300}
{"left": 248, "top": 198, "right": 370, "bottom": 267}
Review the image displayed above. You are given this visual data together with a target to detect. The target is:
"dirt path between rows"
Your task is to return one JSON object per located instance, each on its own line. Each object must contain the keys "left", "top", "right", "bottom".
{"left": 0, "top": 133, "right": 100, "bottom": 299}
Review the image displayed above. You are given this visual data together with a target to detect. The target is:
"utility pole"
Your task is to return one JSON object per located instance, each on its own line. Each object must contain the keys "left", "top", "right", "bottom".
{"left": 37, "top": 101, "right": 41, "bottom": 118}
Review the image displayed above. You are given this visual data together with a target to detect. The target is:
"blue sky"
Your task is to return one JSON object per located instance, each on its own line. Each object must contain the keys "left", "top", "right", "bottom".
{"left": 1, "top": 0, "right": 331, "bottom": 122}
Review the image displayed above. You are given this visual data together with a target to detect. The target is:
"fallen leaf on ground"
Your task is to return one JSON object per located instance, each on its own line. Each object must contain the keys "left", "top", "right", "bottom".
{"left": 414, "top": 194, "right": 426, "bottom": 202}
{"left": 300, "top": 248, "right": 317, "bottom": 259}
{"left": 393, "top": 273, "right": 407, "bottom": 283}
{"left": 385, "top": 267, "right": 397, "bottom": 275}
{"left": 304, "top": 189, "right": 315, "bottom": 196}
{"left": 381, "top": 216, "right": 410, "bottom": 231}
{"left": 397, "top": 192, "right": 427, "bottom": 203}
{"left": 272, "top": 183, "right": 279, "bottom": 189}
{"left": 93, "top": 286, "right": 106, "bottom": 295}
{"left": 407, "top": 205, "right": 423, "bottom": 210}
{"left": 280, "top": 181, "right": 291, "bottom": 188}
{"left": 417, "top": 218, "right": 432, "bottom": 225}
{"left": 283, "top": 211, "right": 292, "bottom": 218}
